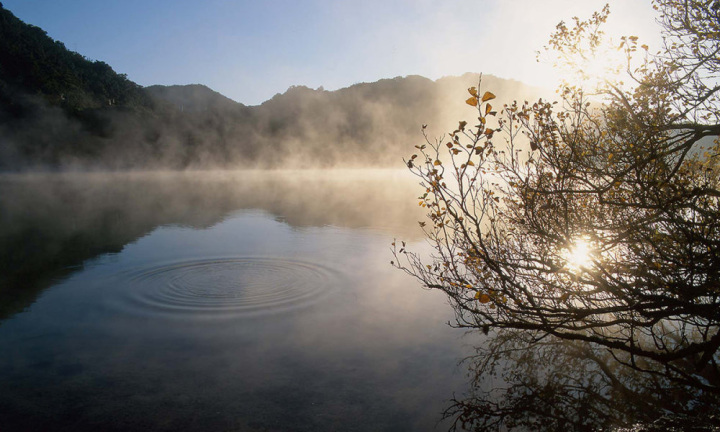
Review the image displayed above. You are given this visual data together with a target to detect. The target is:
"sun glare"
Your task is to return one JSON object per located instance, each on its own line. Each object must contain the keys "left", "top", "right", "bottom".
{"left": 581, "top": 54, "right": 618, "bottom": 87}
{"left": 564, "top": 238, "right": 593, "bottom": 272}
{"left": 549, "top": 22, "right": 636, "bottom": 94}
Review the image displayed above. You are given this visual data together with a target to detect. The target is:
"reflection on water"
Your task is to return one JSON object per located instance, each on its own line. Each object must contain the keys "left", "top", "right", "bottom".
{"left": 2, "top": 170, "right": 718, "bottom": 431}
{"left": 445, "top": 330, "right": 720, "bottom": 431}
{"left": 0, "top": 170, "right": 425, "bottom": 321}
{"left": 0, "top": 170, "right": 472, "bottom": 431}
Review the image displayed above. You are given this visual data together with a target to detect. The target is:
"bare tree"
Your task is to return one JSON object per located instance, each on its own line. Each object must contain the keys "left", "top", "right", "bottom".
{"left": 393, "top": 0, "right": 720, "bottom": 408}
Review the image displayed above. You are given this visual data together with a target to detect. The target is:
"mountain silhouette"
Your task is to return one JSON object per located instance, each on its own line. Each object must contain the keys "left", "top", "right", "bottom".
{"left": 0, "top": 3, "right": 544, "bottom": 171}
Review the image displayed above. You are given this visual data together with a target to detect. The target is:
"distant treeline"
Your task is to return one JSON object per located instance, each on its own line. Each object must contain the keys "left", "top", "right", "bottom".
{"left": 0, "top": 3, "right": 543, "bottom": 171}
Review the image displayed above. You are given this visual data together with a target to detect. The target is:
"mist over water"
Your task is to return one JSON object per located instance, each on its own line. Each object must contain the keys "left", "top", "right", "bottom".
{"left": 0, "top": 170, "right": 477, "bottom": 431}
{"left": 0, "top": 169, "right": 427, "bottom": 319}
{"left": 0, "top": 72, "right": 546, "bottom": 171}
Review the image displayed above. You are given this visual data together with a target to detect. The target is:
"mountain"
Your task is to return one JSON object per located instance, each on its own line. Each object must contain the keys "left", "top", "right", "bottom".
{"left": 243, "top": 74, "right": 542, "bottom": 167}
{"left": 145, "top": 84, "right": 243, "bottom": 113}
{"left": 0, "top": 4, "right": 150, "bottom": 113}
{"left": 0, "top": 3, "right": 545, "bottom": 171}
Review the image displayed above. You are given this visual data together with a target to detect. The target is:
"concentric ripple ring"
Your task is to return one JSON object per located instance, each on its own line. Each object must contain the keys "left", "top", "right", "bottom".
{"left": 110, "top": 257, "right": 338, "bottom": 319}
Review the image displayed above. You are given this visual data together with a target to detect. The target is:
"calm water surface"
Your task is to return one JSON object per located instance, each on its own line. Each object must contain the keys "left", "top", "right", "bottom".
{"left": 0, "top": 170, "right": 474, "bottom": 431}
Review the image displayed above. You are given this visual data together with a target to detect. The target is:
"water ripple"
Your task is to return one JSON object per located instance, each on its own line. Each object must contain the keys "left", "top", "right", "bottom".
{"left": 108, "top": 257, "right": 338, "bottom": 319}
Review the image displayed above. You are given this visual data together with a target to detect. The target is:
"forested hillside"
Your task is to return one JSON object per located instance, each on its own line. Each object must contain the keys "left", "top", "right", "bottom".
{"left": 0, "top": 4, "right": 149, "bottom": 112}
{"left": 0, "top": 3, "right": 543, "bottom": 170}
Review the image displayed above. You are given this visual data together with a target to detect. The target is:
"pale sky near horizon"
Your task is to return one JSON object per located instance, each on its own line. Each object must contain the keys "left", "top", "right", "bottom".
{"left": 3, "top": 0, "right": 661, "bottom": 105}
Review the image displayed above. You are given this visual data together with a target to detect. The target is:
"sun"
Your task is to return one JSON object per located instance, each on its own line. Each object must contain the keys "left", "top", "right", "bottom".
{"left": 544, "top": 12, "right": 632, "bottom": 95}
{"left": 564, "top": 238, "right": 593, "bottom": 272}
{"left": 574, "top": 47, "right": 626, "bottom": 92}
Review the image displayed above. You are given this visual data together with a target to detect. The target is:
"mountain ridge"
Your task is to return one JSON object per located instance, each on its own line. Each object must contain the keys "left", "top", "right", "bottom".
{"left": 0, "top": 3, "right": 546, "bottom": 171}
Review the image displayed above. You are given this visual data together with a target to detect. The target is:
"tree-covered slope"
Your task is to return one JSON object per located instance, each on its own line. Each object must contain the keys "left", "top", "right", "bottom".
{"left": 0, "top": 2, "right": 149, "bottom": 112}
{"left": 0, "top": 3, "right": 544, "bottom": 171}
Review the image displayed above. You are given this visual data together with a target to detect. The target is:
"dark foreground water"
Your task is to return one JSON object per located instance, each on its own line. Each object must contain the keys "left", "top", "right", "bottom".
{"left": 0, "top": 170, "right": 474, "bottom": 432}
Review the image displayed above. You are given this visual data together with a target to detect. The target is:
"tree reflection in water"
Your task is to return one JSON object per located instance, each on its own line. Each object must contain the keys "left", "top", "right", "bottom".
{"left": 446, "top": 329, "right": 720, "bottom": 431}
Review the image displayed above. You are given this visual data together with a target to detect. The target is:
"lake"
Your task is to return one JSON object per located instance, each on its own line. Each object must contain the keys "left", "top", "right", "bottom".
{"left": 0, "top": 170, "right": 477, "bottom": 432}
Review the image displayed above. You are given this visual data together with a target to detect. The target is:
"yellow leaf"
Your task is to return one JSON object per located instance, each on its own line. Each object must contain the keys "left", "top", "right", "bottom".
{"left": 466, "top": 96, "right": 478, "bottom": 106}
{"left": 434, "top": 160, "right": 442, "bottom": 166}
{"left": 468, "top": 87, "right": 478, "bottom": 97}
{"left": 485, "top": 104, "right": 492, "bottom": 115}
{"left": 467, "top": 160, "right": 475, "bottom": 166}
{"left": 477, "top": 293, "right": 491, "bottom": 303}
{"left": 481, "top": 91, "right": 496, "bottom": 102}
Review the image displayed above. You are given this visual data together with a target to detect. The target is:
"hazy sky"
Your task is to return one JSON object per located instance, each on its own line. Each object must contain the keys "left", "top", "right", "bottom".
{"left": 3, "top": 0, "right": 660, "bottom": 105}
